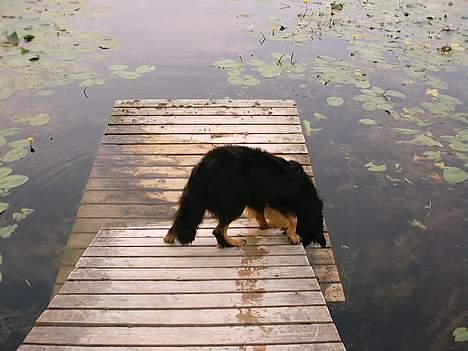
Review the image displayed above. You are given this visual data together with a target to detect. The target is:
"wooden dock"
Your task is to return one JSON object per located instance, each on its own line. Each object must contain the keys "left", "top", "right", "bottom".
{"left": 55, "top": 98, "right": 345, "bottom": 303}
{"left": 19, "top": 99, "right": 346, "bottom": 349}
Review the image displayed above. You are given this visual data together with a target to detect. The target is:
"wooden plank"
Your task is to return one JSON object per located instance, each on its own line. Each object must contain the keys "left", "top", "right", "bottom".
{"left": 90, "top": 236, "right": 291, "bottom": 247}
{"left": 321, "top": 283, "right": 346, "bottom": 302}
{"left": 85, "top": 178, "right": 187, "bottom": 191}
{"left": 97, "top": 227, "right": 288, "bottom": 237}
{"left": 68, "top": 266, "right": 314, "bottom": 281}
{"left": 19, "top": 343, "right": 346, "bottom": 351}
{"left": 49, "top": 291, "right": 326, "bottom": 309}
{"left": 93, "top": 154, "right": 311, "bottom": 166}
{"left": 110, "top": 115, "right": 299, "bottom": 125}
{"left": 82, "top": 246, "right": 310, "bottom": 257}
{"left": 98, "top": 143, "right": 309, "bottom": 155}
{"left": 105, "top": 124, "right": 302, "bottom": 134}
{"left": 77, "top": 204, "right": 177, "bottom": 219}
{"left": 59, "top": 278, "right": 321, "bottom": 294}
{"left": 102, "top": 133, "right": 305, "bottom": 144}
{"left": 23, "top": 324, "right": 341, "bottom": 345}
{"left": 112, "top": 107, "right": 299, "bottom": 116}
{"left": 314, "top": 265, "right": 341, "bottom": 283}
{"left": 37, "top": 305, "right": 332, "bottom": 326}
{"left": 114, "top": 99, "right": 297, "bottom": 108}
{"left": 76, "top": 255, "right": 312, "bottom": 268}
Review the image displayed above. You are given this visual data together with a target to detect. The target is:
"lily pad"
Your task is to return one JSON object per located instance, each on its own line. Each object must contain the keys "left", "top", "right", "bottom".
{"left": 453, "top": 327, "right": 468, "bottom": 342}
{"left": 423, "top": 151, "right": 442, "bottom": 161}
{"left": 314, "top": 112, "right": 328, "bottom": 121}
{"left": 302, "top": 120, "right": 321, "bottom": 136}
{"left": 384, "top": 90, "right": 406, "bottom": 99}
{"left": 443, "top": 167, "right": 468, "bottom": 184}
{"left": 6, "top": 31, "right": 19, "bottom": 46}
{"left": 12, "top": 208, "right": 34, "bottom": 222}
{"left": 109, "top": 64, "right": 129, "bottom": 71}
{"left": 359, "top": 119, "right": 377, "bottom": 126}
{"left": 136, "top": 64, "right": 156, "bottom": 74}
{"left": 113, "top": 71, "right": 141, "bottom": 79}
{"left": 409, "top": 219, "right": 426, "bottom": 231}
{"left": 410, "top": 134, "right": 443, "bottom": 147}
{"left": 365, "top": 162, "right": 387, "bottom": 172}
{"left": 0, "top": 129, "right": 21, "bottom": 137}
{"left": 0, "top": 224, "right": 18, "bottom": 239}
{"left": 0, "top": 168, "right": 13, "bottom": 178}
{"left": 326, "top": 96, "right": 344, "bottom": 107}
{"left": 2, "top": 148, "right": 28, "bottom": 163}
{"left": 9, "top": 139, "right": 29, "bottom": 148}
{"left": 0, "top": 202, "right": 9, "bottom": 214}
{"left": 0, "top": 175, "right": 29, "bottom": 189}
{"left": 12, "top": 114, "right": 50, "bottom": 126}
{"left": 391, "top": 128, "right": 419, "bottom": 135}
{"left": 0, "top": 137, "right": 6, "bottom": 149}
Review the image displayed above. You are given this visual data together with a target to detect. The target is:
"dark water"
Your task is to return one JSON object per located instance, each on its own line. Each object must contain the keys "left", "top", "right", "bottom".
{"left": 0, "top": 0, "right": 466, "bottom": 350}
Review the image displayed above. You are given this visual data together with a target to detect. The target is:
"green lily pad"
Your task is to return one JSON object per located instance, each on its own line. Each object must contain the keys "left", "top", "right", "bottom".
{"left": 2, "top": 148, "right": 28, "bottom": 163}
{"left": 257, "top": 64, "right": 282, "bottom": 78}
{"left": 12, "top": 114, "right": 50, "bottom": 126}
{"left": 365, "top": 162, "right": 387, "bottom": 172}
{"left": 443, "top": 167, "right": 468, "bottom": 184}
{"left": 136, "top": 64, "right": 156, "bottom": 74}
{"left": 326, "top": 96, "right": 344, "bottom": 107}
{"left": 0, "top": 137, "right": 6, "bottom": 149}
{"left": 0, "top": 168, "right": 13, "bottom": 178}
{"left": 6, "top": 31, "right": 19, "bottom": 46}
{"left": 8, "top": 139, "right": 29, "bottom": 148}
{"left": 108, "top": 64, "right": 129, "bottom": 71}
{"left": 0, "top": 175, "right": 29, "bottom": 189}
{"left": 0, "top": 224, "right": 18, "bottom": 239}
{"left": 391, "top": 128, "right": 419, "bottom": 135}
{"left": 359, "top": 119, "right": 377, "bottom": 126}
{"left": 385, "top": 90, "right": 406, "bottom": 99}
{"left": 227, "top": 76, "right": 244, "bottom": 85}
{"left": 113, "top": 71, "right": 141, "bottom": 79}
{"left": 423, "top": 151, "right": 442, "bottom": 161}
{"left": 410, "top": 134, "right": 443, "bottom": 147}
{"left": 79, "top": 79, "right": 105, "bottom": 88}
{"left": 0, "top": 129, "right": 21, "bottom": 137}
{"left": 242, "top": 75, "right": 260, "bottom": 86}
{"left": 453, "top": 327, "right": 468, "bottom": 342}
{"left": 12, "top": 208, "right": 34, "bottom": 222}
{"left": 448, "top": 141, "right": 468, "bottom": 153}
{"left": 0, "top": 202, "right": 9, "bottom": 214}
{"left": 36, "top": 90, "right": 54, "bottom": 96}
{"left": 314, "top": 112, "right": 328, "bottom": 121}
{"left": 302, "top": 120, "right": 321, "bottom": 136}
{"left": 409, "top": 219, "right": 426, "bottom": 231}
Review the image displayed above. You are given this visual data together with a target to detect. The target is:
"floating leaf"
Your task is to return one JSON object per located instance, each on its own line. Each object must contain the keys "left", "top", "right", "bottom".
{"left": 314, "top": 112, "right": 328, "bottom": 121}
{"left": 365, "top": 162, "right": 387, "bottom": 172}
{"left": 0, "top": 168, "right": 13, "bottom": 178}
{"left": 330, "top": 1, "right": 344, "bottom": 11}
{"left": 136, "top": 64, "right": 156, "bottom": 74}
{"left": 0, "top": 128, "right": 21, "bottom": 137}
{"left": 0, "top": 175, "right": 29, "bottom": 189}
{"left": 36, "top": 90, "right": 54, "bottom": 96}
{"left": 12, "top": 114, "right": 50, "bottom": 126}
{"left": 384, "top": 90, "right": 406, "bottom": 99}
{"left": 79, "top": 79, "right": 105, "bottom": 88}
{"left": 423, "top": 151, "right": 442, "bottom": 161}
{"left": 391, "top": 128, "right": 419, "bottom": 135}
{"left": 359, "top": 119, "right": 377, "bottom": 126}
{"left": 8, "top": 139, "right": 29, "bottom": 148}
{"left": 326, "top": 96, "right": 344, "bottom": 107}
{"left": 2, "top": 148, "right": 28, "bottom": 163}
{"left": 448, "top": 141, "right": 468, "bottom": 153}
{"left": 410, "top": 134, "right": 443, "bottom": 147}
{"left": 409, "top": 219, "right": 426, "bottom": 231}
{"left": 0, "top": 137, "right": 6, "bottom": 149}
{"left": 23, "top": 34, "right": 35, "bottom": 42}
{"left": 12, "top": 208, "right": 34, "bottom": 222}
{"left": 0, "top": 202, "right": 9, "bottom": 214}
{"left": 443, "top": 167, "right": 468, "bottom": 184}
{"left": 453, "top": 327, "right": 468, "bottom": 342}
{"left": 6, "top": 31, "right": 19, "bottom": 46}
{"left": 0, "top": 224, "right": 18, "bottom": 239}
{"left": 113, "top": 71, "right": 141, "bottom": 79}
{"left": 302, "top": 120, "right": 321, "bottom": 136}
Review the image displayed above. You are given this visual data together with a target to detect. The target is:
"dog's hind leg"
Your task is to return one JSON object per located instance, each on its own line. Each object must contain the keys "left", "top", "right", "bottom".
{"left": 245, "top": 207, "right": 270, "bottom": 229}
{"left": 286, "top": 213, "right": 301, "bottom": 245}
{"left": 213, "top": 220, "right": 246, "bottom": 248}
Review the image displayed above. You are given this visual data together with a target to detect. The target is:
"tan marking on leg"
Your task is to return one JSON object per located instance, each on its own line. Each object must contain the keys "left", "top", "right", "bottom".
{"left": 265, "top": 207, "right": 290, "bottom": 229}
{"left": 222, "top": 224, "right": 246, "bottom": 247}
{"left": 285, "top": 213, "right": 301, "bottom": 245}
{"left": 245, "top": 207, "right": 270, "bottom": 229}
{"left": 163, "top": 231, "right": 176, "bottom": 244}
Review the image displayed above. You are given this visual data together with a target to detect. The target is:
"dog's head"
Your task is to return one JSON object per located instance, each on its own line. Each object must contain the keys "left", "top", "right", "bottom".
{"left": 289, "top": 160, "right": 326, "bottom": 247}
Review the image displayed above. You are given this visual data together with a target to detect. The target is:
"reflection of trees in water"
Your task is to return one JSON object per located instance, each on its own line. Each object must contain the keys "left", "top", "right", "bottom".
{"left": 0, "top": 304, "right": 41, "bottom": 348}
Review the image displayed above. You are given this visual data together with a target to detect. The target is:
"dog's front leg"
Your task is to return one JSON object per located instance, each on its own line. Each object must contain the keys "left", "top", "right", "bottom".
{"left": 286, "top": 214, "right": 301, "bottom": 245}
{"left": 213, "top": 223, "right": 246, "bottom": 248}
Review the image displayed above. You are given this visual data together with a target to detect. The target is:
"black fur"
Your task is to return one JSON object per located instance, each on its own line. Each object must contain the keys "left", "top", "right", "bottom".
{"left": 168, "top": 145, "right": 326, "bottom": 247}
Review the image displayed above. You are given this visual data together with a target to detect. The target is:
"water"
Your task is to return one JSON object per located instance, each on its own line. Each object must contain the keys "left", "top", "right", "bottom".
{"left": 0, "top": 0, "right": 466, "bottom": 350}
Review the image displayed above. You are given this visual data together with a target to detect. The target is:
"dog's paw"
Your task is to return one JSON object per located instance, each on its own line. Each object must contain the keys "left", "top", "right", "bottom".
{"left": 259, "top": 223, "right": 271, "bottom": 230}
{"left": 288, "top": 233, "right": 302, "bottom": 245}
{"left": 163, "top": 232, "right": 176, "bottom": 244}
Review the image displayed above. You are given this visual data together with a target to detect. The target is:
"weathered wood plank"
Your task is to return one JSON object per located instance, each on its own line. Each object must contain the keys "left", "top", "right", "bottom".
{"left": 105, "top": 124, "right": 302, "bottom": 134}
{"left": 19, "top": 343, "right": 346, "bottom": 351}
{"left": 93, "top": 154, "right": 311, "bottom": 166}
{"left": 314, "top": 265, "right": 341, "bottom": 283}
{"left": 77, "top": 204, "right": 177, "bottom": 219}
{"left": 112, "top": 107, "right": 299, "bottom": 116}
{"left": 110, "top": 115, "right": 299, "bottom": 125}
{"left": 114, "top": 99, "right": 297, "bottom": 108}
{"left": 24, "top": 324, "right": 341, "bottom": 345}
{"left": 37, "top": 305, "right": 332, "bottom": 326}
{"left": 321, "top": 283, "right": 346, "bottom": 302}
{"left": 59, "top": 278, "right": 321, "bottom": 294}
{"left": 102, "top": 133, "right": 305, "bottom": 144}
{"left": 83, "top": 246, "right": 310, "bottom": 257}
{"left": 68, "top": 266, "right": 314, "bottom": 281}
{"left": 98, "top": 143, "right": 309, "bottom": 155}
{"left": 49, "top": 291, "right": 326, "bottom": 309}
{"left": 85, "top": 178, "right": 188, "bottom": 191}
{"left": 97, "top": 227, "right": 288, "bottom": 237}
{"left": 76, "top": 255, "right": 312, "bottom": 268}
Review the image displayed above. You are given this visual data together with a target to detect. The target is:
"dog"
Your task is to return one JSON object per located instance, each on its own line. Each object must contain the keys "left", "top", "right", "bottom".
{"left": 163, "top": 145, "right": 326, "bottom": 248}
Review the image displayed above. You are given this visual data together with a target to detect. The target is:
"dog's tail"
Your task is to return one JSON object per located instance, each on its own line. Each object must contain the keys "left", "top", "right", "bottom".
{"left": 167, "top": 163, "right": 207, "bottom": 244}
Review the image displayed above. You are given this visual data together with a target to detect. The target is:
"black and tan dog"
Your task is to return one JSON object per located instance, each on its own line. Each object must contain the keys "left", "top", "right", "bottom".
{"left": 164, "top": 145, "right": 326, "bottom": 248}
